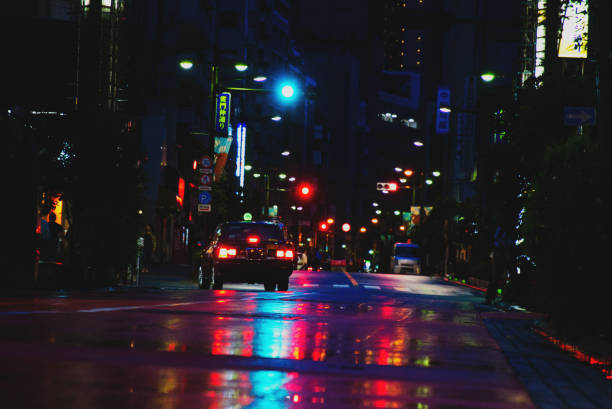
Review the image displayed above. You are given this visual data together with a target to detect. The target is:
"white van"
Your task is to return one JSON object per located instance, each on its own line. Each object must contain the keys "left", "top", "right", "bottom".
{"left": 390, "top": 242, "right": 421, "bottom": 274}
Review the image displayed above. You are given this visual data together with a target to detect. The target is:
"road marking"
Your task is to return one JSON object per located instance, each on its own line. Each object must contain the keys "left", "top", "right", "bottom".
{"left": 363, "top": 285, "right": 381, "bottom": 290}
{"left": 0, "top": 301, "right": 215, "bottom": 315}
{"left": 343, "top": 271, "right": 359, "bottom": 287}
{"left": 302, "top": 283, "right": 319, "bottom": 287}
{"left": 333, "top": 284, "right": 350, "bottom": 288}
{"left": 76, "top": 301, "right": 210, "bottom": 313}
{"left": 394, "top": 287, "right": 414, "bottom": 292}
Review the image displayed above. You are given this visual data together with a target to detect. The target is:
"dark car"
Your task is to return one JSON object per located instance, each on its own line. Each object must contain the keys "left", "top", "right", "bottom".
{"left": 196, "top": 221, "right": 296, "bottom": 291}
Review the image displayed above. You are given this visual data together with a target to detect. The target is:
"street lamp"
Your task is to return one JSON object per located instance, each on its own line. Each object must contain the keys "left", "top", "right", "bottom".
{"left": 234, "top": 62, "right": 249, "bottom": 72}
{"left": 179, "top": 59, "right": 194, "bottom": 70}
{"left": 480, "top": 72, "right": 496, "bottom": 82}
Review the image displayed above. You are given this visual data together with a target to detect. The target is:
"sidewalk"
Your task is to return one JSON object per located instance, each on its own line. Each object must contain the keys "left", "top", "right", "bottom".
{"left": 135, "top": 263, "right": 198, "bottom": 290}
{"left": 443, "top": 278, "right": 612, "bottom": 408}
{"left": 484, "top": 317, "right": 612, "bottom": 409}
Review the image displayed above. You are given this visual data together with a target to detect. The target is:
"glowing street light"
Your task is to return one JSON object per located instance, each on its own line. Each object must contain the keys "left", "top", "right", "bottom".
{"left": 179, "top": 59, "right": 194, "bottom": 70}
{"left": 234, "top": 62, "right": 249, "bottom": 72}
{"left": 480, "top": 72, "right": 496, "bottom": 82}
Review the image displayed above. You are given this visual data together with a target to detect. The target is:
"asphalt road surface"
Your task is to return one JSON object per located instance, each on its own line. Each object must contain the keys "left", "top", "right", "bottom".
{"left": 0, "top": 269, "right": 537, "bottom": 409}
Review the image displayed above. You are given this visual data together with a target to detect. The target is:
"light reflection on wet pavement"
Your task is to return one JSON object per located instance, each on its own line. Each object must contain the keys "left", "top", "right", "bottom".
{"left": 0, "top": 272, "right": 536, "bottom": 408}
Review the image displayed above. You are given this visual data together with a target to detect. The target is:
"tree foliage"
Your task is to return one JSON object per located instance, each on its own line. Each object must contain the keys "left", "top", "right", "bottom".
{"left": 520, "top": 130, "right": 611, "bottom": 337}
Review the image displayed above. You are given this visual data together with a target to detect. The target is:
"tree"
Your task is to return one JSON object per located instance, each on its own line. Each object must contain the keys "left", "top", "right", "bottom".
{"left": 520, "top": 130, "right": 611, "bottom": 338}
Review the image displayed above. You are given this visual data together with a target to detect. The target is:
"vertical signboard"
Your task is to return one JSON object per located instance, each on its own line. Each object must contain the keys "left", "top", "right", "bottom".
{"left": 214, "top": 92, "right": 232, "bottom": 181}
{"left": 558, "top": 0, "right": 589, "bottom": 59}
{"left": 235, "top": 123, "right": 246, "bottom": 188}
{"left": 436, "top": 86, "right": 451, "bottom": 134}
{"left": 535, "top": 0, "right": 547, "bottom": 78}
{"left": 215, "top": 92, "right": 231, "bottom": 137}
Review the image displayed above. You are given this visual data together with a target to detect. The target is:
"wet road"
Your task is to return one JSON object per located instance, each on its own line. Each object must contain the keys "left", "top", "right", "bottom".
{"left": 0, "top": 270, "right": 536, "bottom": 409}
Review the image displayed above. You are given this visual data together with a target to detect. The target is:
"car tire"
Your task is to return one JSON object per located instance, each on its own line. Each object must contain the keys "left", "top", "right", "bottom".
{"left": 211, "top": 265, "right": 223, "bottom": 290}
{"left": 264, "top": 280, "right": 276, "bottom": 291}
{"left": 276, "top": 276, "right": 289, "bottom": 291}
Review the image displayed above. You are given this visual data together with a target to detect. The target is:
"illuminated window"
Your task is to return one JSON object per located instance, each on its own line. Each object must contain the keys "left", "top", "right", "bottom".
{"left": 417, "top": 49, "right": 421, "bottom": 53}
{"left": 102, "top": 0, "right": 111, "bottom": 6}
{"left": 416, "top": 61, "right": 421, "bottom": 65}
{"left": 417, "top": 36, "right": 422, "bottom": 40}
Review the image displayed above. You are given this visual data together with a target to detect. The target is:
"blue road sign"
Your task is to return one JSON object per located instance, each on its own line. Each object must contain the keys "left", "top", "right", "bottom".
{"left": 564, "top": 107, "right": 596, "bottom": 126}
{"left": 198, "top": 191, "right": 212, "bottom": 205}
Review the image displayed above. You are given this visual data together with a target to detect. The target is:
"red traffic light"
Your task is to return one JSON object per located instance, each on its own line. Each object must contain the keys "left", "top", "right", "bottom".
{"left": 319, "top": 222, "right": 328, "bottom": 232}
{"left": 376, "top": 182, "right": 398, "bottom": 191}
{"left": 298, "top": 183, "right": 313, "bottom": 199}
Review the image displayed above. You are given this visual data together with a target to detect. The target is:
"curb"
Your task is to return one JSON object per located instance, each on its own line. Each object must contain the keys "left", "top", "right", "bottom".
{"left": 443, "top": 276, "right": 487, "bottom": 292}
{"left": 530, "top": 320, "right": 612, "bottom": 381}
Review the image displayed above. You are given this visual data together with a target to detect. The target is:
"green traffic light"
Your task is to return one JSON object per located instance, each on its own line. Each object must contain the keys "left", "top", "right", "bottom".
{"left": 281, "top": 85, "right": 294, "bottom": 98}
{"left": 276, "top": 79, "right": 298, "bottom": 102}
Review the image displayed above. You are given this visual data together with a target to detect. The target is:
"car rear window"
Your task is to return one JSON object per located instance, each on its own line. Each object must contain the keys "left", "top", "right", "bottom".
{"left": 221, "top": 224, "right": 284, "bottom": 242}
{"left": 394, "top": 245, "right": 418, "bottom": 257}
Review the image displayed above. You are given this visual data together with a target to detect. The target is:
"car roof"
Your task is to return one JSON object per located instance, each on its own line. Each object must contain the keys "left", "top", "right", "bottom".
{"left": 221, "top": 221, "right": 284, "bottom": 229}
{"left": 394, "top": 242, "right": 419, "bottom": 248}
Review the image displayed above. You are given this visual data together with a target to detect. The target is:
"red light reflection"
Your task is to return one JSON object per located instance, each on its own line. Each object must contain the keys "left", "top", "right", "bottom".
{"left": 535, "top": 328, "right": 611, "bottom": 380}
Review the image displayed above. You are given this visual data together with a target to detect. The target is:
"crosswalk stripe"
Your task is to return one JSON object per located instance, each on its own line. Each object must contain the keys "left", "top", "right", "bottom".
{"left": 363, "top": 285, "right": 381, "bottom": 290}
{"left": 302, "top": 283, "right": 319, "bottom": 287}
{"left": 333, "top": 284, "right": 350, "bottom": 288}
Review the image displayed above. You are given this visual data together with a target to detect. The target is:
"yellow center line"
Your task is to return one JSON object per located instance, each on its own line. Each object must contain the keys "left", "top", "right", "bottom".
{"left": 343, "top": 271, "right": 359, "bottom": 287}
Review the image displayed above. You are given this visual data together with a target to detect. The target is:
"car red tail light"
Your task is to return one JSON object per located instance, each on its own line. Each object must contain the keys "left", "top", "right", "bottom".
{"left": 247, "top": 236, "right": 260, "bottom": 244}
{"left": 276, "top": 249, "right": 294, "bottom": 259}
{"left": 218, "top": 247, "right": 237, "bottom": 258}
